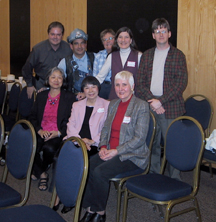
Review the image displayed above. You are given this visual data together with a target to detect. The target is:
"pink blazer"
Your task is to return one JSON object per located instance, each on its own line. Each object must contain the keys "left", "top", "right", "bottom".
{"left": 66, "top": 96, "right": 110, "bottom": 146}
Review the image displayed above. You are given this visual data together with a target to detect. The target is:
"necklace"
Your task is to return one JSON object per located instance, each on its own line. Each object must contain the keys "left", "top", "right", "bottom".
{"left": 48, "top": 93, "right": 60, "bottom": 106}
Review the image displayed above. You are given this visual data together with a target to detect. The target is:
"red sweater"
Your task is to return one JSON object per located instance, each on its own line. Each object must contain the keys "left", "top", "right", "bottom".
{"left": 107, "top": 96, "right": 132, "bottom": 149}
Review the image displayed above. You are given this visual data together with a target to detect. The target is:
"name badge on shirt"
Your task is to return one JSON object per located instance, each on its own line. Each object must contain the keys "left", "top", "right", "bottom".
{"left": 97, "top": 108, "right": 105, "bottom": 113}
{"left": 127, "top": 61, "right": 135, "bottom": 67}
{"left": 123, "top": 116, "right": 131, "bottom": 124}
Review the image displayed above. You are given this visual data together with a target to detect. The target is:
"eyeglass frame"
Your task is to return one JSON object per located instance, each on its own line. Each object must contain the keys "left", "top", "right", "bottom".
{"left": 102, "top": 36, "right": 115, "bottom": 42}
{"left": 154, "top": 30, "right": 168, "bottom": 35}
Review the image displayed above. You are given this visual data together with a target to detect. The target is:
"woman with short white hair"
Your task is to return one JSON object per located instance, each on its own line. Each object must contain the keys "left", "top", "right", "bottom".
{"left": 80, "top": 71, "right": 150, "bottom": 222}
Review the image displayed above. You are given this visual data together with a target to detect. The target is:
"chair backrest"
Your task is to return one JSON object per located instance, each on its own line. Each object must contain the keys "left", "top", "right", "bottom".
{"left": 146, "top": 111, "right": 156, "bottom": 149}
{"left": 4, "top": 120, "right": 36, "bottom": 180}
{"left": 162, "top": 116, "right": 205, "bottom": 173}
{"left": 0, "top": 80, "right": 8, "bottom": 115}
{"left": 7, "top": 82, "right": 22, "bottom": 114}
{"left": 18, "top": 86, "right": 36, "bottom": 119}
{"left": 184, "top": 94, "right": 213, "bottom": 136}
{"left": 0, "top": 114, "right": 4, "bottom": 154}
{"left": 55, "top": 137, "right": 88, "bottom": 221}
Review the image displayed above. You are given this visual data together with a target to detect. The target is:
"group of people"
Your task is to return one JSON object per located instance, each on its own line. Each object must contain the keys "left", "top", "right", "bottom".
{"left": 21, "top": 17, "right": 188, "bottom": 222}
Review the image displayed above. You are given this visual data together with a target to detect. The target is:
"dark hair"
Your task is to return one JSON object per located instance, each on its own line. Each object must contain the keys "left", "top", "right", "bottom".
{"left": 81, "top": 76, "right": 101, "bottom": 92}
{"left": 112, "top": 27, "right": 138, "bottom": 52}
{"left": 151, "top": 18, "right": 170, "bottom": 33}
{"left": 44, "top": 67, "right": 67, "bottom": 88}
{"left": 100, "top": 29, "right": 115, "bottom": 41}
{"left": 47, "top": 21, "right": 65, "bottom": 35}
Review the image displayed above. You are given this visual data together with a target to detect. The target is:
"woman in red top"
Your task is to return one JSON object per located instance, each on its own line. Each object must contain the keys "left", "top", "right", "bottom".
{"left": 79, "top": 71, "right": 150, "bottom": 222}
{"left": 29, "top": 67, "right": 76, "bottom": 191}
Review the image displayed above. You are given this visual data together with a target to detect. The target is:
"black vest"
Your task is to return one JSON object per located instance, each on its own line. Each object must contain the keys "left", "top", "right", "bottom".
{"left": 65, "top": 52, "right": 94, "bottom": 92}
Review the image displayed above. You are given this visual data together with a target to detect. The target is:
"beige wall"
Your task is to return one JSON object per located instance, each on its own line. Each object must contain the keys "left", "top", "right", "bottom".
{"left": 0, "top": 0, "right": 10, "bottom": 76}
{"left": 30, "top": 0, "right": 87, "bottom": 48}
{"left": 177, "top": 0, "right": 216, "bottom": 131}
{"left": 1, "top": 0, "right": 216, "bottom": 130}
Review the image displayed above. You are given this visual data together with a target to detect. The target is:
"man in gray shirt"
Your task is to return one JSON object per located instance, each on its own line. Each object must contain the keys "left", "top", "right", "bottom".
{"left": 22, "top": 21, "right": 72, "bottom": 98}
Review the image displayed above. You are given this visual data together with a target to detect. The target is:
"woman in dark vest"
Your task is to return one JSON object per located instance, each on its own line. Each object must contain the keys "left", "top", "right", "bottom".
{"left": 95, "top": 27, "right": 142, "bottom": 100}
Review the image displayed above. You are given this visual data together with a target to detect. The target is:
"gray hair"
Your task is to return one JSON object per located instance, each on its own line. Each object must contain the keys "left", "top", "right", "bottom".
{"left": 44, "top": 67, "right": 66, "bottom": 88}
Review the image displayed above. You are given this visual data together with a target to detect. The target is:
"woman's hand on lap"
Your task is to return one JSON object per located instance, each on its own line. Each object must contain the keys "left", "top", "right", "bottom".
{"left": 99, "top": 149, "right": 118, "bottom": 161}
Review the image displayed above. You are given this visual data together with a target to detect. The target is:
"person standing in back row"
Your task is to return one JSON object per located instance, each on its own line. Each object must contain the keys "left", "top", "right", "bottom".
{"left": 136, "top": 18, "right": 188, "bottom": 180}
{"left": 93, "top": 29, "right": 115, "bottom": 99}
{"left": 58, "top": 28, "right": 95, "bottom": 100}
{"left": 22, "top": 21, "right": 72, "bottom": 98}
{"left": 95, "top": 27, "right": 142, "bottom": 100}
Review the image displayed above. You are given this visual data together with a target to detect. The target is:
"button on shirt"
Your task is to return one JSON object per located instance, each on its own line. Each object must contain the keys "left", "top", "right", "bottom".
{"left": 93, "top": 49, "right": 111, "bottom": 82}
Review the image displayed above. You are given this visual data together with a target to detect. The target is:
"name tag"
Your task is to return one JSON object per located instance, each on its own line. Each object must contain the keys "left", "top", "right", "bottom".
{"left": 97, "top": 108, "right": 105, "bottom": 113}
{"left": 123, "top": 116, "right": 131, "bottom": 124}
{"left": 127, "top": 61, "right": 135, "bottom": 67}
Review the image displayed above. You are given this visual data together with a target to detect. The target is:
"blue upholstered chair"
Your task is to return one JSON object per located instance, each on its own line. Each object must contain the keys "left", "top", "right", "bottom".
{"left": 0, "top": 80, "right": 7, "bottom": 115}
{"left": 122, "top": 116, "right": 205, "bottom": 222}
{"left": 2, "top": 82, "right": 22, "bottom": 131}
{"left": 18, "top": 86, "right": 36, "bottom": 120}
{"left": 184, "top": 94, "right": 215, "bottom": 177}
{"left": 0, "top": 115, "right": 4, "bottom": 156}
{"left": 184, "top": 94, "right": 213, "bottom": 136}
{"left": 0, "top": 119, "right": 36, "bottom": 208}
{"left": 0, "top": 137, "right": 89, "bottom": 222}
{"left": 111, "top": 111, "right": 156, "bottom": 222}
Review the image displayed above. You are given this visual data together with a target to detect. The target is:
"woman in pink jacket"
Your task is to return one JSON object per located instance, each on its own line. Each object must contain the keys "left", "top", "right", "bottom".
{"left": 66, "top": 76, "right": 110, "bottom": 156}
{"left": 54, "top": 76, "right": 110, "bottom": 214}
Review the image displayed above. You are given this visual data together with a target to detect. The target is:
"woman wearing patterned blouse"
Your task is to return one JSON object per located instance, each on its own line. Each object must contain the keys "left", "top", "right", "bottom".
{"left": 29, "top": 67, "right": 76, "bottom": 191}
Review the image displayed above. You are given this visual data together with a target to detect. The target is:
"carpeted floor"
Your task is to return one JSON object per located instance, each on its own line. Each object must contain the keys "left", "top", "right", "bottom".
{"left": 0, "top": 166, "right": 216, "bottom": 222}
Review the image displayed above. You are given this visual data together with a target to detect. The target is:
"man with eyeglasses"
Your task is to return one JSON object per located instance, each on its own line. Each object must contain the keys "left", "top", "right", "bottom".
{"left": 93, "top": 29, "right": 115, "bottom": 99}
{"left": 58, "top": 28, "right": 95, "bottom": 100}
{"left": 137, "top": 18, "right": 188, "bottom": 180}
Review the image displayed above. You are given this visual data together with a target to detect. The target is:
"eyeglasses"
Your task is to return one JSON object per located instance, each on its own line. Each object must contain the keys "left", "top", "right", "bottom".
{"left": 154, "top": 30, "right": 167, "bottom": 34}
{"left": 102, "top": 37, "right": 114, "bottom": 42}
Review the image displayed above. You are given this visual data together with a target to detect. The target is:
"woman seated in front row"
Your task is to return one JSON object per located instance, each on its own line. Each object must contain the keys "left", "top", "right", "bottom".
{"left": 29, "top": 67, "right": 76, "bottom": 191}
{"left": 53, "top": 76, "right": 109, "bottom": 214}
{"left": 65, "top": 76, "right": 110, "bottom": 156}
{"left": 79, "top": 71, "right": 150, "bottom": 222}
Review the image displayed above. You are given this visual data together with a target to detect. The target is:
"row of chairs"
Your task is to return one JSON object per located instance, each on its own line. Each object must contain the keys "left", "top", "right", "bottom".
{"left": 113, "top": 94, "right": 214, "bottom": 222}
{"left": 0, "top": 80, "right": 36, "bottom": 132}
{"left": 0, "top": 93, "right": 214, "bottom": 221}
{"left": 0, "top": 116, "right": 89, "bottom": 222}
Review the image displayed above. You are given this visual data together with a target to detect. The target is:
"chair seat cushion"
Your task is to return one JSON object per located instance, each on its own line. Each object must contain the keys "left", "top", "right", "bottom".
{"left": 112, "top": 168, "right": 143, "bottom": 180}
{"left": 126, "top": 174, "right": 192, "bottom": 201}
{"left": 0, "top": 205, "right": 66, "bottom": 222}
{"left": 203, "top": 150, "right": 216, "bottom": 161}
{"left": 0, "top": 182, "right": 21, "bottom": 207}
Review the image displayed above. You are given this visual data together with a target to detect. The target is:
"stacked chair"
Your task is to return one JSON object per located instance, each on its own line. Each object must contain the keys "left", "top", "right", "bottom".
{"left": 0, "top": 136, "right": 89, "bottom": 222}
{"left": 122, "top": 116, "right": 205, "bottom": 222}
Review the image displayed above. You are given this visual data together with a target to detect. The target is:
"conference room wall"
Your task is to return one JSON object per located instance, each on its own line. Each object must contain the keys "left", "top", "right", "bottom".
{"left": 1, "top": 0, "right": 216, "bottom": 132}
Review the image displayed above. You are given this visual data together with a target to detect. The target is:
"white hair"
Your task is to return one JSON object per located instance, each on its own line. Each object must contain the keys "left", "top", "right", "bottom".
{"left": 114, "top": 71, "right": 134, "bottom": 88}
